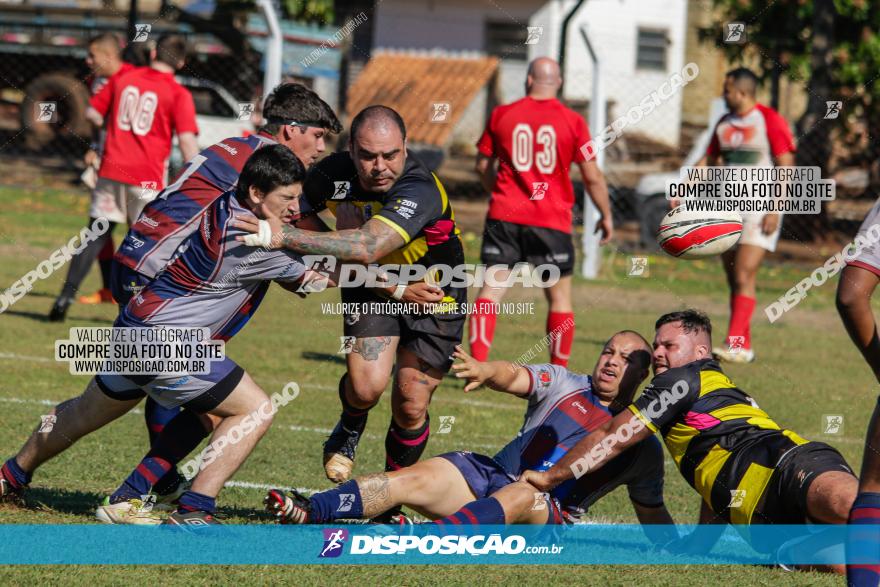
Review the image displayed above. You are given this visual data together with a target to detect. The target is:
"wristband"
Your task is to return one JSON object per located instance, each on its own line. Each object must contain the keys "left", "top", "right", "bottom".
{"left": 391, "top": 283, "right": 406, "bottom": 301}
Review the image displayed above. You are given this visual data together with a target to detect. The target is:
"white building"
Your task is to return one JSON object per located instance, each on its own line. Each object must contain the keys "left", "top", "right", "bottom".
{"left": 371, "top": 0, "right": 689, "bottom": 148}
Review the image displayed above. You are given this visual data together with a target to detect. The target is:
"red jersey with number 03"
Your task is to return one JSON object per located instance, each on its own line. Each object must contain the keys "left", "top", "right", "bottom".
{"left": 90, "top": 66, "right": 198, "bottom": 188}
{"left": 477, "top": 96, "right": 591, "bottom": 234}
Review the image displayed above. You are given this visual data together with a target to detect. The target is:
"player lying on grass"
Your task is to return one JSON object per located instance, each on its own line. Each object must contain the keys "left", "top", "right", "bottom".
{"left": 521, "top": 309, "right": 858, "bottom": 572}
{"left": 0, "top": 145, "right": 314, "bottom": 526}
{"left": 265, "top": 333, "right": 677, "bottom": 542}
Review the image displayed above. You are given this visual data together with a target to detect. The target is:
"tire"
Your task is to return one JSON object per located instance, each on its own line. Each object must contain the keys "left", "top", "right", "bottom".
{"left": 639, "top": 194, "right": 670, "bottom": 251}
{"left": 21, "top": 73, "right": 91, "bottom": 152}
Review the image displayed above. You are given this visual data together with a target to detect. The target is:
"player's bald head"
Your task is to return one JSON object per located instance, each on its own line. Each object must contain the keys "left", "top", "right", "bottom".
{"left": 606, "top": 330, "right": 652, "bottom": 368}
{"left": 350, "top": 105, "right": 407, "bottom": 144}
{"left": 527, "top": 57, "right": 562, "bottom": 96}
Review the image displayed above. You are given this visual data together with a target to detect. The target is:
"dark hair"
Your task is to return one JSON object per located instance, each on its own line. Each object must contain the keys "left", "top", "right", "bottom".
{"left": 236, "top": 144, "right": 305, "bottom": 200}
{"left": 725, "top": 67, "right": 759, "bottom": 96}
{"left": 350, "top": 105, "right": 407, "bottom": 142}
{"left": 88, "top": 33, "right": 121, "bottom": 53}
{"left": 155, "top": 34, "right": 188, "bottom": 68}
{"left": 655, "top": 309, "right": 712, "bottom": 339}
{"left": 261, "top": 83, "right": 343, "bottom": 134}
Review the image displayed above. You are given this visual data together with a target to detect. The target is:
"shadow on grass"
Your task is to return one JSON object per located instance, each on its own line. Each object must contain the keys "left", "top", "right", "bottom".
{"left": 1, "top": 309, "right": 111, "bottom": 324}
{"left": 23, "top": 487, "right": 107, "bottom": 518}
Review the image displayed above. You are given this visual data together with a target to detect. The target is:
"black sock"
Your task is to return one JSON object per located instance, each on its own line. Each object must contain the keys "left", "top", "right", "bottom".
{"left": 57, "top": 219, "right": 116, "bottom": 301}
{"left": 385, "top": 414, "right": 430, "bottom": 472}
{"left": 338, "top": 374, "right": 374, "bottom": 430}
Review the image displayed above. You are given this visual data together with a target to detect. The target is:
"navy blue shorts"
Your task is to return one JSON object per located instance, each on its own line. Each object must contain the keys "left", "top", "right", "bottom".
{"left": 111, "top": 261, "right": 152, "bottom": 307}
{"left": 439, "top": 451, "right": 516, "bottom": 498}
{"left": 439, "top": 451, "right": 566, "bottom": 524}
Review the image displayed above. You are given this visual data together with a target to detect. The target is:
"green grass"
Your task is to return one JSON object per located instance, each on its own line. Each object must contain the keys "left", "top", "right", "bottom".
{"left": 0, "top": 186, "right": 871, "bottom": 585}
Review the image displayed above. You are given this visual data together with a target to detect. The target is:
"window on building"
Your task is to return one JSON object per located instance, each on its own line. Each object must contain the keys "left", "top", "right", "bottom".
{"left": 485, "top": 21, "right": 529, "bottom": 61}
{"left": 636, "top": 29, "right": 668, "bottom": 71}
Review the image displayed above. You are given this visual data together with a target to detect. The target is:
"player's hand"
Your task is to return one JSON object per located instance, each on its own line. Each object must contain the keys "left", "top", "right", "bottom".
{"left": 451, "top": 345, "right": 491, "bottom": 392}
{"left": 83, "top": 149, "right": 99, "bottom": 168}
{"left": 761, "top": 213, "right": 780, "bottom": 235}
{"left": 595, "top": 213, "right": 614, "bottom": 245}
{"left": 233, "top": 204, "right": 285, "bottom": 248}
{"left": 335, "top": 201, "right": 365, "bottom": 230}
{"left": 519, "top": 469, "right": 557, "bottom": 492}
{"left": 401, "top": 281, "right": 443, "bottom": 306}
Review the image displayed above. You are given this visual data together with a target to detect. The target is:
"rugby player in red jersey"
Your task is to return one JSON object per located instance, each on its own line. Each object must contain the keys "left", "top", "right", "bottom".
{"left": 469, "top": 57, "right": 612, "bottom": 367}
{"left": 699, "top": 68, "right": 796, "bottom": 364}
{"left": 76, "top": 33, "right": 137, "bottom": 306}
{"left": 49, "top": 34, "right": 199, "bottom": 322}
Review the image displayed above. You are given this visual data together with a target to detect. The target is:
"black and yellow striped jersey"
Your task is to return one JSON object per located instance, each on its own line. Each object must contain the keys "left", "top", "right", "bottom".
{"left": 628, "top": 358, "right": 809, "bottom": 524}
{"left": 302, "top": 151, "right": 463, "bottom": 271}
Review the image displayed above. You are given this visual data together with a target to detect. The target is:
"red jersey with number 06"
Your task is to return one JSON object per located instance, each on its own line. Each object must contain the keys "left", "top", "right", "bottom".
{"left": 90, "top": 66, "right": 198, "bottom": 188}
{"left": 476, "top": 96, "right": 591, "bottom": 234}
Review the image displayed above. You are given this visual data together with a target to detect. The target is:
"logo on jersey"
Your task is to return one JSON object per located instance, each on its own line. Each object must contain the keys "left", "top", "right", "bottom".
{"left": 728, "top": 489, "right": 747, "bottom": 508}
{"left": 338, "top": 335, "right": 355, "bottom": 355}
{"left": 319, "top": 528, "right": 348, "bottom": 558}
{"left": 530, "top": 182, "right": 548, "bottom": 201}
{"left": 437, "top": 415, "right": 456, "bottom": 434}
{"left": 136, "top": 215, "right": 159, "bottom": 228}
{"left": 525, "top": 26, "right": 544, "bottom": 45}
{"left": 431, "top": 103, "right": 451, "bottom": 123}
{"left": 723, "top": 22, "right": 747, "bottom": 45}
{"left": 237, "top": 103, "right": 255, "bottom": 122}
{"left": 332, "top": 182, "right": 350, "bottom": 200}
{"left": 629, "top": 257, "right": 648, "bottom": 277}
{"left": 128, "top": 236, "right": 145, "bottom": 249}
{"left": 571, "top": 401, "right": 588, "bottom": 415}
{"left": 35, "top": 102, "right": 57, "bottom": 123}
{"left": 824, "top": 101, "right": 842, "bottom": 120}
{"left": 538, "top": 368, "right": 552, "bottom": 388}
{"left": 393, "top": 199, "right": 418, "bottom": 220}
{"left": 822, "top": 414, "right": 844, "bottom": 435}
{"left": 133, "top": 24, "right": 151, "bottom": 42}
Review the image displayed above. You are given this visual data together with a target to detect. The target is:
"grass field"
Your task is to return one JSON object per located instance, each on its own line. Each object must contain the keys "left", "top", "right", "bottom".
{"left": 0, "top": 186, "right": 873, "bottom": 585}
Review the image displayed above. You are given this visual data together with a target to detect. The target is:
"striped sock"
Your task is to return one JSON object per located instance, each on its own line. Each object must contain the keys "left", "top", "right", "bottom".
{"left": 1, "top": 458, "right": 31, "bottom": 489}
{"left": 177, "top": 490, "right": 216, "bottom": 514}
{"left": 432, "top": 497, "right": 505, "bottom": 526}
{"left": 309, "top": 480, "right": 364, "bottom": 522}
{"left": 110, "top": 456, "right": 172, "bottom": 502}
{"left": 384, "top": 416, "right": 430, "bottom": 472}
{"left": 848, "top": 492, "right": 880, "bottom": 587}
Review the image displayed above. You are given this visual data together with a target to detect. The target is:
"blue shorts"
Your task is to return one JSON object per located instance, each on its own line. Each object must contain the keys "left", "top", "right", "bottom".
{"left": 439, "top": 451, "right": 516, "bottom": 498}
{"left": 438, "top": 451, "right": 565, "bottom": 524}
{"left": 111, "top": 261, "right": 152, "bottom": 307}
{"left": 95, "top": 356, "right": 243, "bottom": 413}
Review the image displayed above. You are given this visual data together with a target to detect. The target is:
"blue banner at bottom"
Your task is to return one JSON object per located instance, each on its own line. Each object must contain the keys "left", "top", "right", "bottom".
{"left": 0, "top": 524, "right": 877, "bottom": 565}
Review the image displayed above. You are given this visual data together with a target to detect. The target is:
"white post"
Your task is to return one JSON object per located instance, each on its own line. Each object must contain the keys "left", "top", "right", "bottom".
{"left": 578, "top": 25, "right": 604, "bottom": 279}
{"left": 256, "top": 0, "right": 283, "bottom": 101}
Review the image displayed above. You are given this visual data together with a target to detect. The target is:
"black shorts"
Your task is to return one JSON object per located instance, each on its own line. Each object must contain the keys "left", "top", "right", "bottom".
{"left": 753, "top": 441, "right": 854, "bottom": 525}
{"left": 480, "top": 219, "right": 575, "bottom": 276}
{"left": 341, "top": 286, "right": 466, "bottom": 372}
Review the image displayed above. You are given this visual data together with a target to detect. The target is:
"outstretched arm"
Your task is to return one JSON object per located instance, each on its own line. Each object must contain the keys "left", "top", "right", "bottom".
{"left": 450, "top": 346, "right": 532, "bottom": 396}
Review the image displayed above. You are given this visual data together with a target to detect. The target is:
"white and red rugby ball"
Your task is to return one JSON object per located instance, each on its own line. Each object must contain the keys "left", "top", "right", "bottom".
{"left": 656, "top": 208, "right": 742, "bottom": 259}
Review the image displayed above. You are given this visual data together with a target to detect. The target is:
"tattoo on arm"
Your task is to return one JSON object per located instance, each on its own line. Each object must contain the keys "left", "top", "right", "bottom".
{"left": 353, "top": 337, "right": 393, "bottom": 361}
{"left": 280, "top": 218, "right": 405, "bottom": 264}
{"left": 357, "top": 473, "right": 393, "bottom": 518}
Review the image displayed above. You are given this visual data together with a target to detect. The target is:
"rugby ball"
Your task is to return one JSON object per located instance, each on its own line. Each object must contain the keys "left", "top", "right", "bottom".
{"left": 656, "top": 208, "right": 742, "bottom": 259}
